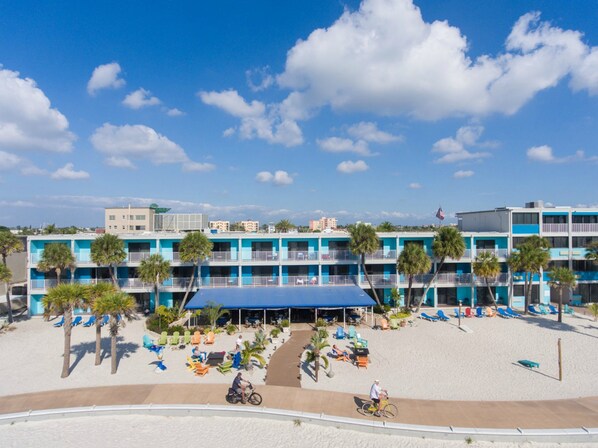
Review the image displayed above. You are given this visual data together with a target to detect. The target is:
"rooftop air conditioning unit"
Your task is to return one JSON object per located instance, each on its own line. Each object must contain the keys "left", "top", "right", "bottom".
{"left": 525, "top": 200, "right": 544, "bottom": 209}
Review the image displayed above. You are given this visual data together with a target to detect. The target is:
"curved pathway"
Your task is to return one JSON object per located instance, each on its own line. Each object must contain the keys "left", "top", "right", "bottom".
{"left": 0, "top": 384, "right": 597, "bottom": 430}
{"left": 266, "top": 330, "right": 313, "bottom": 388}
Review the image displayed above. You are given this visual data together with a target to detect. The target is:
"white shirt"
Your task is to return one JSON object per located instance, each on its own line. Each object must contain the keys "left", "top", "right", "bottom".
{"left": 370, "top": 383, "right": 381, "bottom": 400}
{"left": 236, "top": 337, "right": 243, "bottom": 350}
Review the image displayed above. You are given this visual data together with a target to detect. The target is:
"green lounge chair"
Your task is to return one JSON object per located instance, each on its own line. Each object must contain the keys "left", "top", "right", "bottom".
{"left": 170, "top": 331, "right": 180, "bottom": 345}
{"left": 217, "top": 360, "right": 233, "bottom": 374}
{"left": 158, "top": 331, "right": 168, "bottom": 345}
{"left": 564, "top": 304, "right": 575, "bottom": 315}
{"left": 518, "top": 359, "right": 540, "bottom": 369}
{"left": 389, "top": 318, "right": 399, "bottom": 330}
{"left": 183, "top": 330, "right": 191, "bottom": 345}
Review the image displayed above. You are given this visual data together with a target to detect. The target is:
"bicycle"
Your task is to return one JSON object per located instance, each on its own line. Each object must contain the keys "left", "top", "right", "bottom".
{"left": 226, "top": 382, "right": 263, "bottom": 406}
{"left": 361, "top": 395, "right": 397, "bottom": 418}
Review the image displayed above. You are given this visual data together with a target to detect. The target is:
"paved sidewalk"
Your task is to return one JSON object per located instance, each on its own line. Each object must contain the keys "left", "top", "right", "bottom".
{"left": 0, "top": 384, "right": 597, "bottom": 429}
{"left": 266, "top": 330, "right": 313, "bottom": 387}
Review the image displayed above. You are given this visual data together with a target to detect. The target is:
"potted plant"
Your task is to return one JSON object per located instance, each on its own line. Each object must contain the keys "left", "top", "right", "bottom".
{"left": 280, "top": 319, "right": 290, "bottom": 333}
{"left": 270, "top": 327, "right": 281, "bottom": 339}
{"left": 315, "top": 317, "right": 326, "bottom": 329}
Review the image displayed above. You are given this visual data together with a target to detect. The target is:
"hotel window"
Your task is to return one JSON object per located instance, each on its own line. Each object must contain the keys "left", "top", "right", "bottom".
{"left": 548, "top": 260, "right": 568, "bottom": 270}
{"left": 136, "top": 215, "right": 145, "bottom": 220}
{"left": 109, "top": 215, "right": 115, "bottom": 220}
{"left": 513, "top": 285, "right": 525, "bottom": 296}
{"left": 573, "top": 260, "right": 598, "bottom": 272}
{"left": 573, "top": 236, "right": 598, "bottom": 247}
{"left": 512, "top": 237, "right": 527, "bottom": 248}
{"left": 542, "top": 215, "right": 567, "bottom": 224}
{"left": 572, "top": 215, "right": 598, "bottom": 223}
{"left": 512, "top": 213, "right": 539, "bottom": 225}
{"left": 546, "top": 237, "right": 568, "bottom": 248}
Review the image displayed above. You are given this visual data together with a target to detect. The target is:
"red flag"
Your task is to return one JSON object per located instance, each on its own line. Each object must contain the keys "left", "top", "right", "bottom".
{"left": 436, "top": 207, "right": 445, "bottom": 221}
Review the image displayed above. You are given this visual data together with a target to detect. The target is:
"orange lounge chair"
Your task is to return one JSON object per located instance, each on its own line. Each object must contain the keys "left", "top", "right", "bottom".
{"left": 356, "top": 355, "right": 368, "bottom": 369}
{"left": 191, "top": 331, "right": 201, "bottom": 345}
{"left": 194, "top": 363, "right": 209, "bottom": 376}
{"left": 380, "top": 318, "right": 389, "bottom": 330}
{"left": 332, "top": 346, "right": 350, "bottom": 362}
{"left": 485, "top": 306, "right": 496, "bottom": 317}
{"left": 204, "top": 331, "right": 215, "bottom": 345}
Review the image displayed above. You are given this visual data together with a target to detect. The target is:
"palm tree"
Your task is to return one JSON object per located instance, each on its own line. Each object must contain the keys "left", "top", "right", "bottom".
{"left": 304, "top": 332, "right": 330, "bottom": 382}
{"left": 92, "top": 291, "right": 136, "bottom": 374}
{"left": 509, "top": 236, "right": 550, "bottom": 314}
{"left": 42, "top": 283, "right": 87, "bottom": 378}
{"left": 91, "top": 234, "right": 126, "bottom": 288}
{"left": 275, "top": 219, "right": 295, "bottom": 233}
{"left": 37, "top": 243, "right": 75, "bottom": 285}
{"left": 397, "top": 243, "right": 431, "bottom": 308}
{"left": 415, "top": 227, "right": 465, "bottom": 312}
{"left": 0, "top": 264, "right": 13, "bottom": 319}
{"left": 138, "top": 254, "right": 171, "bottom": 311}
{"left": 0, "top": 231, "right": 24, "bottom": 324}
{"left": 473, "top": 251, "right": 500, "bottom": 310}
{"left": 203, "top": 301, "right": 229, "bottom": 330}
{"left": 376, "top": 221, "right": 395, "bottom": 232}
{"left": 177, "top": 231, "right": 213, "bottom": 313}
{"left": 84, "top": 283, "right": 117, "bottom": 366}
{"left": 348, "top": 223, "right": 382, "bottom": 306}
{"left": 586, "top": 241, "right": 598, "bottom": 264}
{"left": 240, "top": 340, "right": 266, "bottom": 370}
{"left": 548, "top": 267, "right": 577, "bottom": 323}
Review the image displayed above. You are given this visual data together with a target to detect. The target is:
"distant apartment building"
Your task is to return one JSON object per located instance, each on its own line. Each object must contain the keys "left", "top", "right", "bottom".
{"left": 309, "top": 217, "right": 337, "bottom": 231}
{"left": 105, "top": 207, "right": 155, "bottom": 234}
{"left": 240, "top": 221, "right": 259, "bottom": 233}
{"left": 209, "top": 221, "right": 230, "bottom": 232}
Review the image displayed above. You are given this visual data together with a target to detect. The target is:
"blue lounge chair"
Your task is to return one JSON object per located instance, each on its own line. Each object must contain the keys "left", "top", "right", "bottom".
{"left": 518, "top": 359, "right": 540, "bottom": 369}
{"left": 538, "top": 304, "right": 550, "bottom": 315}
{"left": 100, "top": 315, "right": 109, "bottom": 326}
{"left": 71, "top": 316, "right": 82, "bottom": 327}
{"left": 506, "top": 307, "right": 521, "bottom": 318}
{"left": 348, "top": 325, "right": 357, "bottom": 339}
{"left": 82, "top": 315, "right": 96, "bottom": 327}
{"left": 232, "top": 351, "right": 242, "bottom": 369}
{"left": 528, "top": 305, "right": 542, "bottom": 315}
{"left": 547, "top": 305, "right": 558, "bottom": 315}
{"left": 497, "top": 308, "right": 511, "bottom": 319}
{"left": 420, "top": 312, "right": 438, "bottom": 322}
{"left": 53, "top": 316, "right": 64, "bottom": 327}
{"left": 143, "top": 334, "right": 155, "bottom": 349}
{"left": 475, "top": 307, "right": 485, "bottom": 318}
{"left": 453, "top": 308, "right": 465, "bottom": 318}
{"left": 335, "top": 326, "right": 345, "bottom": 339}
{"left": 436, "top": 310, "right": 450, "bottom": 321}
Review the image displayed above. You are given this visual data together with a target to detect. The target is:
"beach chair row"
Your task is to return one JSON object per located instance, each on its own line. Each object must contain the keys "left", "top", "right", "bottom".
{"left": 53, "top": 314, "right": 113, "bottom": 328}
{"left": 155, "top": 330, "right": 216, "bottom": 346}
{"left": 527, "top": 304, "right": 574, "bottom": 316}
{"left": 419, "top": 306, "right": 524, "bottom": 322}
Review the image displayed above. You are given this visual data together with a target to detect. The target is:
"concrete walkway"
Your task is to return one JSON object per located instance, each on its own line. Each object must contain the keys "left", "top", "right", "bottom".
{"left": 266, "top": 330, "right": 313, "bottom": 388}
{"left": 0, "top": 384, "right": 597, "bottom": 429}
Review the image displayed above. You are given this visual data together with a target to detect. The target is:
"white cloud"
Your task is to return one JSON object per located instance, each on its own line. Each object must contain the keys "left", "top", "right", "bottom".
{"left": 432, "top": 125, "right": 492, "bottom": 163}
{"left": 0, "top": 68, "right": 76, "bottom": 152}
{"left": 276, "top": 1, "right": 598, "bottom": 120}
{"left": 255, "top": 170, "right": 294, "bottom": 186}
{"left": 122, "top": 88, "right": 161, "bottom": 109}
{"left": 0, "top": 151, "right": 21, "bottom": 170}
{"left": 246, "top": 66, "right": 274, "bottom": 92}
{"left": 51, "top": 163, "right": 90, "bottom": 180}
{"left": 454, "top": 170, "right": 474, "bottom": 178}
{"left": 223, "top": 127, "right": 236, "bottom": 137}
{"left": 408, "top": 182, "right": 422, "bottom": 189}
{"left": 199, "top": 89, "right": 303, "bottom": 147}
{"left": 0, "top": 150, "right": 46, "bottom": 176}
{"left": 87, "top": 62, "right": 125, "bottom": 96}
{"left": 337, "top": 160, "right": 368, "bottom": 174}
{"left": 347, "top": 122, "right": 402, "bottom": 143}
{"left": 182, "top": 161, "right": 216, "bottom": 172}
{"left": 166, "top": 108, "right": 184, "bottom": 117}
{"left": 90, "top": 123, "right": 214, "bottom": 171}
{"left": 526, "top": 145, "right": 595, "bottom": 163}
{"left": 317, "top": 137, "right": 371, "bottom": 156}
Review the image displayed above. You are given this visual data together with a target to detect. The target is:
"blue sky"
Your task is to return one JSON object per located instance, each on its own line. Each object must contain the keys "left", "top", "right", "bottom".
{"left": 0, "top": 0, "right": 597, "bottom": 227}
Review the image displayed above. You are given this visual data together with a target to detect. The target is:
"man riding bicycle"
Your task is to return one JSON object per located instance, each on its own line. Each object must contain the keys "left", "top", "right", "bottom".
{"left": 232, "top": 372, "right": 249, "bottom": 403}
{"left": 369, "top": 379, "right": 388, "bottom": 417}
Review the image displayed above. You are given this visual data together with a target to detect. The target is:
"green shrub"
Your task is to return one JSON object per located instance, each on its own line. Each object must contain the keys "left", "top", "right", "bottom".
{"left": 315, "top": 318, "right": 326, "bottom": 328}
{"left": 270, "top": 327, "right": 281, "bottom": 338}
{"left": 168, "top": 325, "right": 185, "bottom": 335}
{"left": 280, "top": 319, "right": 290, "bottom": 328}
{"left": 226, "top": 324, "right": 237, "bottom": 335}
{"left": 373, "top": 304, "right": 391, "bottom": 314}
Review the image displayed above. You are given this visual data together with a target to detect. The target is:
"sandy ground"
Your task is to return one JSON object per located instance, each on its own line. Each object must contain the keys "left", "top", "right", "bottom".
{"left": 0, "top": 310, "right": 596, "bottom": 401}
{"left": 301, "top": 311, "right": 598, "bottom": 401}
{"left": 0, "top": 415, "right": 591, "bottom": 448}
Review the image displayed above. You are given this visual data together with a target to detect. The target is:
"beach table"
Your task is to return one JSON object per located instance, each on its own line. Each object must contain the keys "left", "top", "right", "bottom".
{"left": 206, "top": 351, "right": 226, "bottom": 367}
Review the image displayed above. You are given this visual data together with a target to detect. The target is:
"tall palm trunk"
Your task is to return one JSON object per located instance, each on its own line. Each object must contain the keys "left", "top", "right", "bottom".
{"left": 415, "top": 258, "right": 445, "bottom": 313}
{"left": 558, "top": 289, "right": 563, "bottom": 323}
{"left": 56, "top": 267, "right": 62, "bottom": 285}
{"left": 361, "top": 255, "right": 381, "bottom": 306}
{"left": 110, "top": 317, "right": 118, "bottom": 374}
{"left": 314, "top": 349, "right": 320, "bottom": 382}
{"left": 4, "top": 280, "right": 13, "bottom": 324}
{"left": 111, "top": 264, "right": 119, "bottom": 290}
{"left": 70, "top": 266, "right": 75, "bottom": 285}
{"left": 178, "top": 263, "right": 197, "bottom": 314}
{"left": 406, "top": 275, "right": 413, "bottom": 307}
{"left": 524, "top": 272, "right": 532, "bottom": 314}
{"left": 154, "top": 283, "right": 160, "bottom": 310}
{"left": 485, "top": 278, "right": 498, "bottom": 310}
{"left": 95, "top": 319, "right": 102, "bottom": 366}
{"left": 61, "top": 310, "right": 73, "bottom": 378}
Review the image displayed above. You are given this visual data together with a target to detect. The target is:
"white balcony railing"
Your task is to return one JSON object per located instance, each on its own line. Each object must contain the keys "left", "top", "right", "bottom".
{"left": 365, "top": 250, "right": 397, "bottom": 261}
{"left": 284, "top": 275, "right": 319, "bottom": 286}
{"left": 127, "top": 252, "right": 151, "bottom": 262}
{"left": 203, "top": 277, "right": 239, "bottom": 287}
{"left": 118, "top": 278, "right": 149, "bottom": 288}
{"left": 246, "top": 251, "right": 279, "bottom": 262}
{"left": 208, "top": 251, "right": 238, "bottom": 262}
{"left": 320, "top": 250, "right": 359, "bottom": 261}
{"left": 30, "top": 278, "right": 113, "bottom": 290}
{"left": 241, "top": 276, "right": 279, "bottom": 287}
{"left": 572, "top": 223, "right": 598, "bottom": 233}
{"left": 359, "top": 274, "right": 398, "bottom": 287}
{"left": 325, "top": 275, "right": 358, "bottom": 286}
{"left": 474, "top": 273, "right": 510, "bottom": 284}
{"left": 542, "top": 223, "right": 568, "bottom": 233}
{"left": 282, "top": 250, "right": 319, "bottom": 261}
{"left": 473, "top": 249, "right": 509, "bottom": 259}
{"left": 162, "top": 277, "right": 199, "bottom": 288}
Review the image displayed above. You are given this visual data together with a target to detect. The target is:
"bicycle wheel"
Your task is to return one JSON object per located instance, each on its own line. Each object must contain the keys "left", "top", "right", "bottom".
{"left": 381, "top": 403, "right": 398, "bottom": 419}
{"left": 248, "top": 392, "right": 262, "bottom": 406}
{"left": 361, "top": 401, "right": 375, "bottom": 416}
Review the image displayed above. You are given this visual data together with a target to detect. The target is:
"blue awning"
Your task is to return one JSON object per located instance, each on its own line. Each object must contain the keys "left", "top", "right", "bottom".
{"left": 185, "top": 286, "right": 376, "bottom": 310}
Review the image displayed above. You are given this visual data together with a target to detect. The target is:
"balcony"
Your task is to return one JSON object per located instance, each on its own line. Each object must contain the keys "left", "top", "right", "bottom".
{"left": 208, "top": 251, "right": 238, "bottom": 262}
{"left": 247, "top": 251, "right": 279, "bottom": 262}
{"left": 572, "top": 223, "right": 598, "bottom": 233}
{"left": 127, "top": 252, "right": 151, "bottom": 262}
{"left": 473, "top": 249, "right": 509, "bottom": 259}
{"left": 118, "top": 278, "right": 149, "bottom": 288}
{"left": 162, "top": 277, "right": 199, "bottom": 289}
{"left": 542, "top": 223, "right": 568, "bottom": 233}
{"left": 364, "top": 250, "right": 397, "bottom": 261}
{"left": 241, "top": 276, "right": 279, "bottom": 287}
{"left": 320, "top": 250, "right": 359, "bottom": 262}
{"left": 446, "top": 249, "right": 471, "bottom": 260}
{"left": 30, "top": 278, "right": 113, "bottom": 291}
{"left": 282, "top": 250, "right": 318, "bottom": 262}
{"left": 202, "top": 277, "right": 239, "bottom": 288}
{"left": 358, "top": 274, "right": 398, "bottom": 287}
{"left": 325, "top": 275, "right": 358, "bottom": 286}
{"left": 474, "top": 273, "right": 510, "bottom": 285}
{"left": 284, "top": 275, "right": 319, "bottom": 286}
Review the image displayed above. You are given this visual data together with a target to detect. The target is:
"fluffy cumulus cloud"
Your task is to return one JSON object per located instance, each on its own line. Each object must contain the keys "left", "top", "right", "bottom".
{"left": 454, "top": 170, "right": 474, "bottom": 178}
{"left": 90, "top": 123, "right": 215, "bottom": 172}
{"left": 526, "top": 145, "right": 596, "bottom": 163}
{"left": 166, "top": 108, "right": 184, "bottom": 117}
{"left": 0, "top": 68, "right": 76, "bottom": 152}
{"left": 276, "top": 0, "right": 598, "bottom": 120}
{"left": 432, "top": 125, "right": 492, "bottom": 163}
{"left": 246, "top": 66, "right": 274, "bottom": 92}
{"left": 199, "top": 89, "right": 303, "bottom": 147}
{"left": 0, "top": 150, "right": 46, "bottom": 175}
{"left": 408, "top": 182, "right": 422, "bottom": 189}
{"left": 317, "top": 137, "right": 371, "bottom": 156}
{"left": 122, "top": 88, "right": 161, "bottom": 109}
{"left": 337, "top": 160, "right": 368, "bottom": 174}
{"left": 255, "top": 170, "right": 294, "bottom": 185}
{"left": 347, "top": 122, "right": 402, "bottom": 143}
{"left": 50, "top": 163, "right": 90, "bottom": 180}
{"left": 87, "top": 62, "right": 125, "bottom": 96}
{"left": 317, "top": 122, "right": 400, "bottom": 157}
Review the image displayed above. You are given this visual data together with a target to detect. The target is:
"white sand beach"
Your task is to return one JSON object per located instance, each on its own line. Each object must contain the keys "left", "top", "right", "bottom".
{"left": 0, "top": 415, "right": 589, "bottom": 448}
{"left": 0, "top": 310, "right": 596, "bottom": 401}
